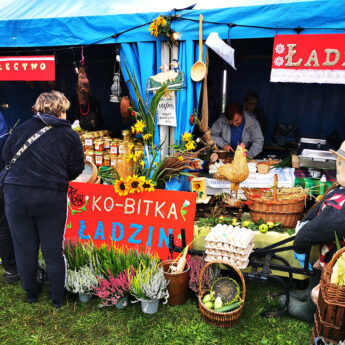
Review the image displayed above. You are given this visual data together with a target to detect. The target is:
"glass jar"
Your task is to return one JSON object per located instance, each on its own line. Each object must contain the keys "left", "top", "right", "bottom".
{"left": 84, "top": 134, "right": 94, "bottom": 149}
{"left": 94, "top": 139, "right": 104, "bottom": 152}
{"left": 103, "top": 137, "right": 112, "bottom": 150}
{"left": 110, "top": 154, "right": 117, "bottom": 167}
{"left": 103, "top": 154, "right": 111, "bottom": 167}
{"left": 110, "top": 140, "right": 118, "bottom": 155}
{"left": 118, "top": 141, "right": 126, "bottom": 155}
{"left": 85, "top": 150, "right": 95, "bottom": 163}
{"left": 122, "top": 130, "right": 131, "bottom": 141}
{"left": 95, "top": 151, "right": 104, "bottom": 166}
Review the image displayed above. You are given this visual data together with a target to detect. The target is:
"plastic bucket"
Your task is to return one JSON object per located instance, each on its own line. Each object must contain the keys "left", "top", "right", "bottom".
{"left": 141, "top": 299, "right": 159, "bottom": 314}
{"left": 159, "top": 260, "right": 190, "bottom": 306}
{"left": 115, "top": 295, "right": 129, "bottom": 309}
{"left": 78, "top": 293, "right": 91, "bottom": 303}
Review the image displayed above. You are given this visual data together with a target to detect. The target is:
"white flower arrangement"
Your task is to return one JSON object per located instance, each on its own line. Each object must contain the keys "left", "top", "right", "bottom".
{"left": 141, "top": 267, "right": 169, "bottom": 304}
{"left": 66, "top": 265, "right": 98, "bottom": 294}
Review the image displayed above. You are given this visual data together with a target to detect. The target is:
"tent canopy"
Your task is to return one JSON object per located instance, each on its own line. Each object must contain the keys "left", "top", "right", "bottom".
{"left": 0, "top": 0, "right": 344, "bottom": 47}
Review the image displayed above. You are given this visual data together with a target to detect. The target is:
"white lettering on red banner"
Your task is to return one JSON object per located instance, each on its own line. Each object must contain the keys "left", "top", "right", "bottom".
{"left": 0, "top": 56, "right": 55, "bottom": 81}
{"left": 271, "top": 34, "right": 345, "bottom": 84}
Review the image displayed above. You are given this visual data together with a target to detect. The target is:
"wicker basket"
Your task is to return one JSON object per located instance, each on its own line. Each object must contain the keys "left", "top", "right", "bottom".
{"left": 198, "top": 260, "right": 246, "bottom": 328}
{"left": 244, "top": 174, "right": 306, "bottom": 228}
{"left": 320, "top": 246, "right": 345, "bottom": 306}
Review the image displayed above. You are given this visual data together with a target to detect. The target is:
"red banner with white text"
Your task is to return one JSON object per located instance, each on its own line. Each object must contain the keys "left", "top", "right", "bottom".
{"left": 65, "top": 182, "right": 197, "bottom": 260}
{"left": 0, "top": 56, "right": 55, "bottom": 81}
{"left": 271, "top": 34, "right": 345, "bottom": 84}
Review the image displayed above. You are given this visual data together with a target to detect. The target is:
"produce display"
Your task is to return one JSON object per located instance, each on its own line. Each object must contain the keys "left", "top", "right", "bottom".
{"left": 201, "top": 277, "right": 243, "bottom": 313}
{"left": 204, "top": 224, "right": 255, "bottom": 269}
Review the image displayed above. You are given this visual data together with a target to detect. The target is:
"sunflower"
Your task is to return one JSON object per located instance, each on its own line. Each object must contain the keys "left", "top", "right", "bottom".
{"left": 125, "top": 153, "right": 134, "bottom": 162}
{"left": 134, "top": 120, "right": 146, "bottom": 134}
{"left": 143, "top": 133, "right": 152, "bottom": 141}
{"left": 114, "top": 178, "right": 128, "bottom": 197}
{"left": 178, "top": 156, "right": 184, "bottom": 161}
{"left": 156, "top": 16, "right": 167, "bottom": 27}
{"left": 149, "top": 22, "right": 158, "bottom": 37}
{"left": 140, "top": 160, "right": 145, "bottom": 169}
{"left": 142, "top": 179, "right": 155, "bottom": 192}
{"left": 185, "top": 140, "right": 196, "bottom": 151}
{"left": 181, "top": 131, "right": 192, "bottom": 142}
{"left": 126, "top": 175, "right": 144, "bottom": 194}
{"left": 131, "top": 125, "right": 136, "bottom": 134}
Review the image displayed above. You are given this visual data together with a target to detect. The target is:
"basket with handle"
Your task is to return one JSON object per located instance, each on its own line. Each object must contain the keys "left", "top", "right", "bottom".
{"left": 198, "top": 260, "right": 246, "bottom": 328}
{"left": 244, "top": 174, "right": 306, "bottom": 228}
{"left": 320, "top": 246, "right": 345, "bottom": 306}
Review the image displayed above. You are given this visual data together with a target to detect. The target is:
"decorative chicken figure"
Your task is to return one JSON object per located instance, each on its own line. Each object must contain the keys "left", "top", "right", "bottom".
{"left": 216, "top": 143, "right": 249, "bottom": 198}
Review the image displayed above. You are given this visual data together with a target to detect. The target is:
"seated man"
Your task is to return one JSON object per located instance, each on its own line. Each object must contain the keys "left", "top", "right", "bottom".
{"left": 211, "top": 102, "right": 264, "bottom": 158}
{"left": 243, "top": 91, "right": 267, "bottom": 134}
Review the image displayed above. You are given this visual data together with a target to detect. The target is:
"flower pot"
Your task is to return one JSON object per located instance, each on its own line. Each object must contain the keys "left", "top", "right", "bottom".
{"left": 78, "top": 293, "right": 92, "bottom": 303}
{"left": 141, "top": 299, "right": 159, "bottom": 314}
{"left": 159, "top": 260, "right": 190, "bottom": 306}
{"left": 115, "top": 295, "right": 129, "bottom": 309}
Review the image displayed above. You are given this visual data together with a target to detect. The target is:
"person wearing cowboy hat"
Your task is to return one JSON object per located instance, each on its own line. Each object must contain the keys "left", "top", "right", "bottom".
{"left": 278, "top": 142, "right": 345, "bottom": 322}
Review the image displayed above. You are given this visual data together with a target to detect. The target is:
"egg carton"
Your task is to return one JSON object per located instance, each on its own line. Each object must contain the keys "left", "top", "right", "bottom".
{"left": 205, "top": 231, "right": 255, "bottom": 249}
{"left": 205, "top": 241, "right": 255, "bottom": 255}
{"left": 205, "top": 255, "right": 250, "bottom": 270}
{"left": 205, "top": 249, "right": 250, "bottom": 262}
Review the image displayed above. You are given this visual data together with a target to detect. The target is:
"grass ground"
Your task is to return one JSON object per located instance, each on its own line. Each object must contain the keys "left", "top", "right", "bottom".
{"left": 0, "top": 268, "right": 312, "bottom": 345}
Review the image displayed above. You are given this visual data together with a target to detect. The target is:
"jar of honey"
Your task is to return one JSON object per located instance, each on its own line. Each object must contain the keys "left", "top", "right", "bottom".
{"left": 94, "top": 139, "right": 104, "bottom": 151}
{"left": 85, "top": 150, "right": 95, "bottom": 163}
{"left": 122, "top": 130, "right": 131, "bottom": 141}
{"left": 103, "top": 154, "right": 111, "bottom": 167}
{"left": 103, "top": 137, "right": 112, "bottom": 150}
{"left": 84, "top": 134, "right": 94, "bottom": 149}
{"left": 110, "top": 140, "right": 118, "bottom": 155}
{"left": 95, "top": 151, "right": 104, "bottom": 166}
{"left": 118, "top": 141, "right": 126, "bottom": 155}
{"left": 110, "top": 154, "right": 117, "bottom": 167}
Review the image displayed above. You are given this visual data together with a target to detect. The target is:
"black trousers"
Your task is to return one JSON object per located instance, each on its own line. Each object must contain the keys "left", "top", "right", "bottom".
{"left": 4, "top": 184, "right": 67, "bottom": 300}
{"left": 0, "top": 194, "right": 16, "bottom": 273}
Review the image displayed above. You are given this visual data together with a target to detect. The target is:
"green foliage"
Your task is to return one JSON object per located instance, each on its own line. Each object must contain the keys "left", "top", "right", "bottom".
{"left": 64, "top": 240, "right": 93, "bottom": 271}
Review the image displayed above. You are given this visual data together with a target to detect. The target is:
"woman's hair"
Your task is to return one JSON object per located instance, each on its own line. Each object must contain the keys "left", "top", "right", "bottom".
{"left": 32, "top": 91, "right": 70, "bottom": 117}
{"left": 225, "top": 102, "right": 244, "bottom": 121}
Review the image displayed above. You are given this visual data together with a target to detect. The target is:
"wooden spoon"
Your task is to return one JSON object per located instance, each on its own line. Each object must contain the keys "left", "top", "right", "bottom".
{"left": 190, "top": 14, "right": 206, "bottom": 82}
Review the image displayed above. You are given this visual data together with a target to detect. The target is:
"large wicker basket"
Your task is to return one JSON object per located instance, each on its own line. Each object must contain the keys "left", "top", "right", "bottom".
{"left": 244, "top": 175, "right": 306, "bottom": 228}
{"left": 198, "top": 260, "right": 246, "bottom": 328}
{"left": 320, "top": 246, "right": 345, "bottom": 306}
{"left": 314, "top": 247, "right": 345, "bottom": 343}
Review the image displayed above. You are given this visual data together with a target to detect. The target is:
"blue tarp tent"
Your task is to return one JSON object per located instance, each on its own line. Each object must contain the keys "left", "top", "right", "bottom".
{"left": 0, "top": 0, "right": 344, "bottom": 144}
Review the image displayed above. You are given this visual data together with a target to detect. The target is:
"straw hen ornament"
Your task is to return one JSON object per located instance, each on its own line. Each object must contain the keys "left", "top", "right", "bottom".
{"left": 215, "top": 143, "right": 249, "bottom": 198}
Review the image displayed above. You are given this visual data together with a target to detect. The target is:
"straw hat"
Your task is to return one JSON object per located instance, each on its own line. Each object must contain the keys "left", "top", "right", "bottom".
{"left": 330, "top": 141, "right": 345, "bottom": 160}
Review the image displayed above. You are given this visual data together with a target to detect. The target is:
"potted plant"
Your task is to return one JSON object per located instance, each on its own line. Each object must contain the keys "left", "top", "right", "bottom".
{"left": 130, "top": 261, "right": 169, "bottom": 314}
{"left": 65, "top": 265, "right": 98, "bottom": 303}
{"left": 93, "top": 267, "right": 135, "bottom": 309}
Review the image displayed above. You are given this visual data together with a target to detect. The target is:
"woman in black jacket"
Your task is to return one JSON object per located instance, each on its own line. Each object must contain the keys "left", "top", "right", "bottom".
{"left": 2, "top": 91, "right": 84, "bottom": 307}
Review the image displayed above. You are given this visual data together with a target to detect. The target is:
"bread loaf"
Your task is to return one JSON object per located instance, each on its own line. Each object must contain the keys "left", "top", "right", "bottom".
{"left": 257, "top": 161, "right": 270, "bottom": 174}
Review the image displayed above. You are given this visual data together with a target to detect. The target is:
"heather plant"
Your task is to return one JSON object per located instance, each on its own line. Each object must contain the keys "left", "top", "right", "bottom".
{"left": 65, "top": 265, "right": 98, "bottom": 295}
{"left": 64, "top": 240, "right": 93, "bottom": 271}
{"left": 187, "top": 256, "right": 220, "bottom": 293}
{"left": 93, "top": 267, "right": 135, "bottom": 306}
{"left": 130, "top": 261, "right": 169, "bottom": 303}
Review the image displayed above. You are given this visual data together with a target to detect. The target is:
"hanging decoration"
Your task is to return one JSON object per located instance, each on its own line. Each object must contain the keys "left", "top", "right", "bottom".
{"left": 148, "top": 16, "right": 179, "bottom": 45}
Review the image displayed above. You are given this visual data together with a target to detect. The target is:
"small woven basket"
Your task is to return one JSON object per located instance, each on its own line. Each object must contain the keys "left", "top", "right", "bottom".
{"left": 198, "top": 260, "right": 246, "bottom": 328}
{"left": 320, "top": 246, "right": 345, "bottom": 306}
{"left": 244, "top": 174, "right": 306, "bottom": 228}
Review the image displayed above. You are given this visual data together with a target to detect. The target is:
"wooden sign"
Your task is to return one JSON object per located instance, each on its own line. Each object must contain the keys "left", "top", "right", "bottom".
{"left": 0, "top": 56, "right": 55, "bottom": 81}
{"left": 65, "top": 182, "right": 197, "bottom": 260}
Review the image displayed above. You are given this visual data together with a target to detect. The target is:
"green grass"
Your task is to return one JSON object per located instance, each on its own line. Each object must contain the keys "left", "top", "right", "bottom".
{"left": 0, "top": 268, "right": 312, "bottom": 345}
